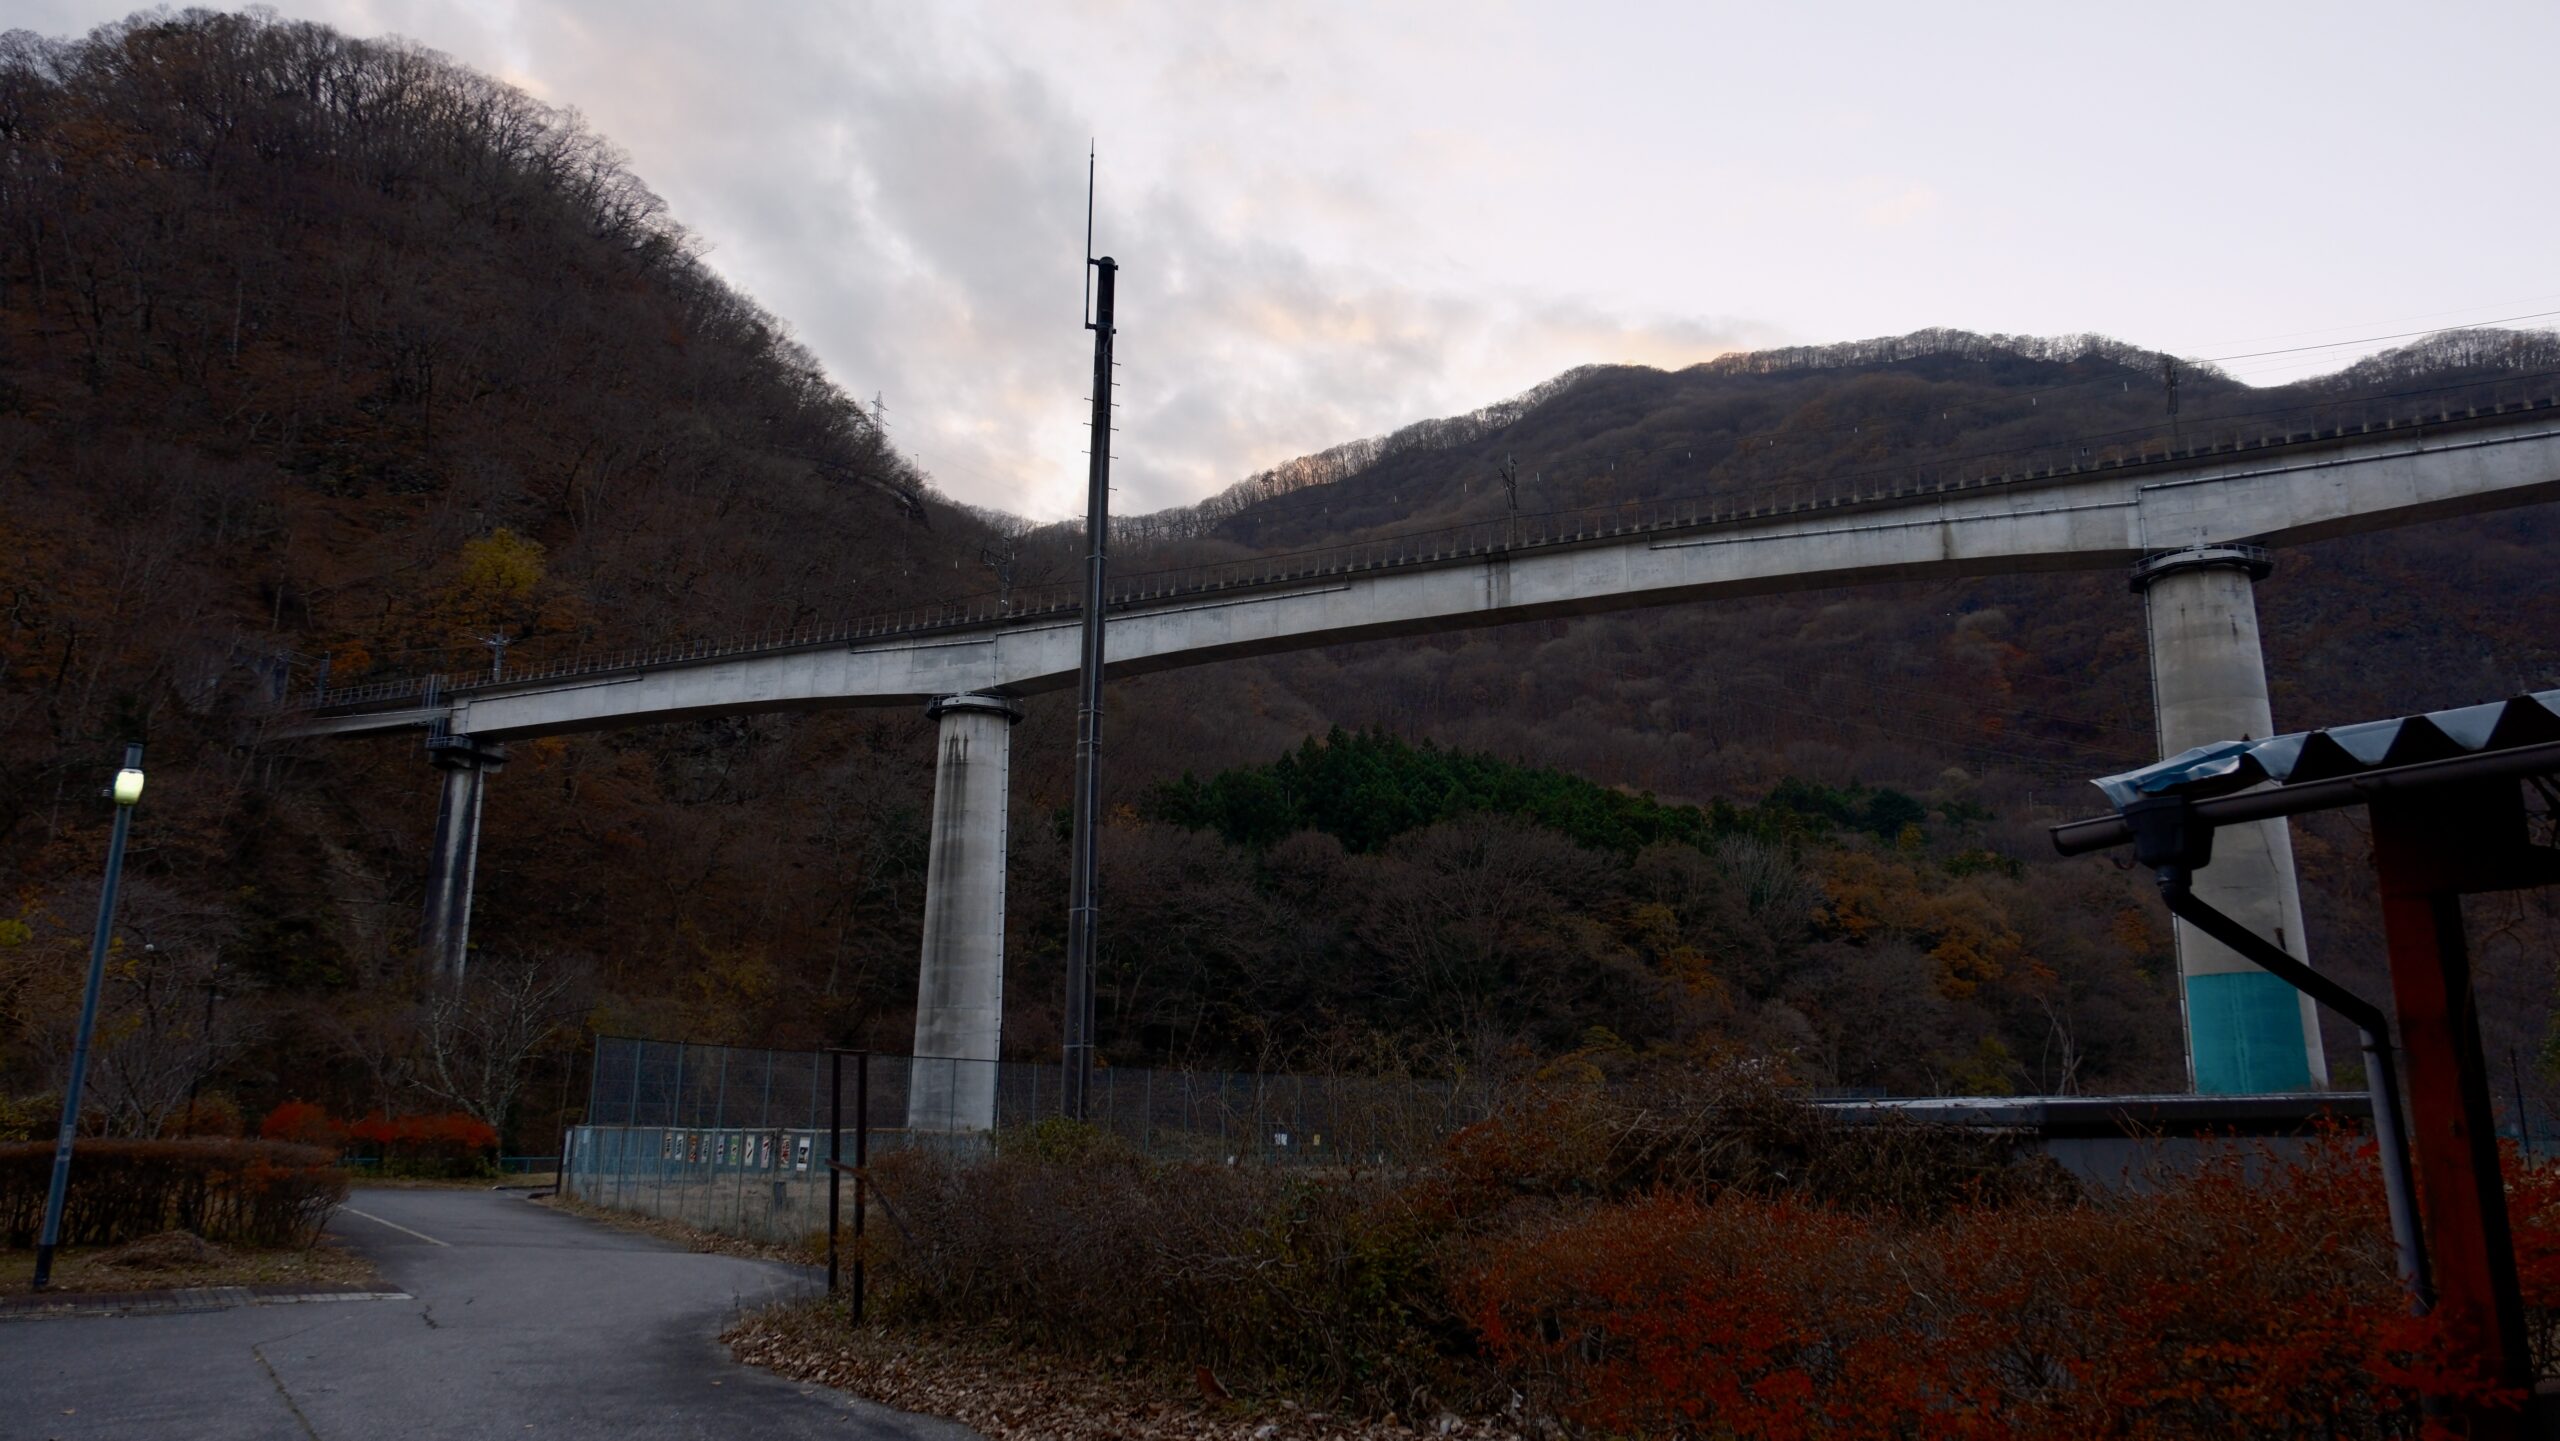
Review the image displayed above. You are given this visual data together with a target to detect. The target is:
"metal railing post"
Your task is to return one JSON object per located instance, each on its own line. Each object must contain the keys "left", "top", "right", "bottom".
{"left": 708, "top": 1044, "right": 730, "bottom": 1232}
{"left": 853, "top": 1050, "right": 870, "bottom": 1323}
{"left": 826, "top": 1048, "right": 842, "bottom": 1295}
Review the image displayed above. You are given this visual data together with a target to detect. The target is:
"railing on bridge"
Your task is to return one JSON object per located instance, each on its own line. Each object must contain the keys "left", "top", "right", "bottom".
{"left": 557, "top": 1035, "right": 1501, "bottom": 1243}
{"left": 296, "top": 369, "right": 2560, "bottom": 718}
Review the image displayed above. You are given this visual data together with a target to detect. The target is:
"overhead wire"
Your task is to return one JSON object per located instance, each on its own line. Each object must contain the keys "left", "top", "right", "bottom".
{"left": 2197, "top": 291, "right": 2560, "bottom": 348}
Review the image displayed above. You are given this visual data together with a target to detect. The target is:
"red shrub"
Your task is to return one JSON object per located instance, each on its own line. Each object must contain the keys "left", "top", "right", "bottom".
{"left": 346, "top": 1110, "right": 497, "bottom": 1177}
{"left": 258, "top": 1099, "right": 346, "bottom": 1148}
{"left": 1460, "top": 1131, "right": 2527, "bottom": 1438}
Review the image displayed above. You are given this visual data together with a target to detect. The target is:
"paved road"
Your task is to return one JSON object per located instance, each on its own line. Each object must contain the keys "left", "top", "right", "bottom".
{"left": 1, "top": 1188, "right": 977, "bottom": 1441}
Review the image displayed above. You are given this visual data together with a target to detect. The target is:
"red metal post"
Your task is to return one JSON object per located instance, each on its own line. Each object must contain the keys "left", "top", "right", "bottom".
{"left": 2372, "top": 795, "right": 2531, "bottom": 1426}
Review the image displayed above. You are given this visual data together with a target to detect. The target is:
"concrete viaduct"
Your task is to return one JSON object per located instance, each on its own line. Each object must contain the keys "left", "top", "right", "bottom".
{"left": 291, "top": 400, "right": 2560, "bottom": 1128}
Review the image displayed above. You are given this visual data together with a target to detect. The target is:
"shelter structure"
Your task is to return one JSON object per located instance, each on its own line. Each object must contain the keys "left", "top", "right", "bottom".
{"left": 2055, "top": 687, "right": 2560, "bottom": 1433}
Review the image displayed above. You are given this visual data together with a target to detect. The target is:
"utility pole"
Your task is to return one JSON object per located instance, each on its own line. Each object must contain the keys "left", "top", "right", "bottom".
{"left": 1499, "top": 454, "right": 1521, "bottom": 549}
{"left": 1063, "top": 146, "right": 1115, "bottom": 1120}
{"left": 980, "top": 539, "right": 1020, "bottom": 614}
{"left": 481, "top": 633, "right": 510, "bottom": 682}
{"left": 2163, "top": 355, "right": 2183, "bottom": 450}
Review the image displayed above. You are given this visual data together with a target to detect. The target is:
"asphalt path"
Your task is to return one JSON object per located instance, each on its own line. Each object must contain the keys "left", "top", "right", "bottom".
{"left": 1, "top": 1188, "right": 977, "bottom": 1441}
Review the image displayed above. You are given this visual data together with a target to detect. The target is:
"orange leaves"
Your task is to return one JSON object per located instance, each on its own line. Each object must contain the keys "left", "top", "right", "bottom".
{"left": 256, "top": 1098, "right": 345, "bottom": 1148}
{"left": 1816, "top": 849, "right": 2020, "bottom": 998}
{"left": 1461, "top": 1193, "right": 1854, "bottom": 1440}
{"left": 1458, "top": 1128, "right": 2533, "bottom": 1437}
{"left": 346, "top": 1109, "right": 497, "bottom": 1156}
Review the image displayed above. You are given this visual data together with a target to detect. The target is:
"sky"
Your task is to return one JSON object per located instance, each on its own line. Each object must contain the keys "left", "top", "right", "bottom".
{"left": 25, "top": 2, "right": 2560, "bottom": 519}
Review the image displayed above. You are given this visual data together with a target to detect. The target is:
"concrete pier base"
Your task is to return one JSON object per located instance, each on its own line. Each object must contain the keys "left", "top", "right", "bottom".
{"left": 422, "top": 733, "right": 506, "bottom": 981}
{"left": 908, "top": 693, "right": 1023, "bottom": 1132}
{"left": 2135, "top": 546, "right": 2328, "bottom": 1092}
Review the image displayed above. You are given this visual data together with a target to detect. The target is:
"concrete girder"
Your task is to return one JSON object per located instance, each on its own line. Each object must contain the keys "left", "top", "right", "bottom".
{"left": 321, "top": 416, "right": 2560, "bottom": 745}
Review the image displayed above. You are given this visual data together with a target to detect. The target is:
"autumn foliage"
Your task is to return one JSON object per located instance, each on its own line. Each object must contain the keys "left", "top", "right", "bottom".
{"left": 1460, "top": 1139, "right": 2530, "bottom": 1437}
{"left": 862, "top": 1076, "right": 2559, "bottom": 1436}
{"left": 0, "top": 1139, "right": 344, "bottom": 1248}
{"left": 257, "top": 1099, "right": 347, "bottom": 1148}
{"left": 348, "top": 1109, "right": 498, "bottom": 1177}
{"left": 257, "top": 1102, "right": 496, "bottom": 1177}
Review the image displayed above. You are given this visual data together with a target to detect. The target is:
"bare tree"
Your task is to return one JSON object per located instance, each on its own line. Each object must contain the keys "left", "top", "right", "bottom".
{"left": 415, "top": 954, "right": 585, "bottom": 1131}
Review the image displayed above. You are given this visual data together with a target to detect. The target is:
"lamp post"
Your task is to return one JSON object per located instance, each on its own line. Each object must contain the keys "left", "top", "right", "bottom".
{"left": 32, "top": 743, "right": 144, "bottom": 1292}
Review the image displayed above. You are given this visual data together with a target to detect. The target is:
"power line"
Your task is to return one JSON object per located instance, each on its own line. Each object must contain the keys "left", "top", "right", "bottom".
{"left": 2198, "top": 291, "right": 2560, "bottom": 349}
{"left": 2202, "top": 309, "right": 2560, "bottom": 364}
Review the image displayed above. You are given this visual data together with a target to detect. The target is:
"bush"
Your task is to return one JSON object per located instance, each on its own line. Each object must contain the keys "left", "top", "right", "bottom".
{"left": 1458, "top": 1131, "right": 2514, "bottom": 1437}
{"left": 170, "top": 1093, "right": 245, "bottom": 1138}
{"left": 346, "top": 1110, "right": 497, "bottom": 1177}
{"left": 869, "top": 1148, "right": 1463, "bottom": 1411}
{"left": 0, "top": 1093, "right": 58, "bottom": 1143}
{"left": 0, "top": 1139, "right": 345, "bottom": 1249}
{"left": 855, "top": 1075, "right": 2551, "bottom": 1434}
{"left": 1433, "top": 1062, "right": 2076, "bottom": 1221}
{"left": 258, "top": 1100, "right": 345, "bottom": 1148}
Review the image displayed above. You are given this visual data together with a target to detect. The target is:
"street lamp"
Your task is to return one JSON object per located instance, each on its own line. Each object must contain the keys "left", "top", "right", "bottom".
{"left": 32, "top": 742, "right": 144, "bottom": 1292}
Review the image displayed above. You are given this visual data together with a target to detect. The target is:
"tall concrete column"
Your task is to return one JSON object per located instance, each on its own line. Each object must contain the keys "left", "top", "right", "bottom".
{"left": 909, "top": 693, "right": 1023, "bottom": 1132}
{"left": 421, "top": 733, "right": 505, "bottom": 982}
{"left": 2134, "top": 545, "right": 2328, "bottom": 1092}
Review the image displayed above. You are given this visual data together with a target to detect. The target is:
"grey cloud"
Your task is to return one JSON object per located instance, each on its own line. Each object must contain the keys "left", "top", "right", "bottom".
{"left": 28, "top": 1, "right": 1762, "bottom": 518}
{"left": 333, "top": 2, "right": 1759, "bottom": 517}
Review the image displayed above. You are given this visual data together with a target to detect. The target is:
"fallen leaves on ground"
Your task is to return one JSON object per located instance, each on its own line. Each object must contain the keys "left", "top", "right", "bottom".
{"left": 727, "top": 1301, "right": 1529, "bottom": 1441}
{"left": 535, "top": 1193, "right": 819, "bottom": 1265}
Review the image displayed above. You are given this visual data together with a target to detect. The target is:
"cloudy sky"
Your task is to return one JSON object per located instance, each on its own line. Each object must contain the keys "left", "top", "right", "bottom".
{"left": 28, "top": 2, "right": 2560, "bottom": 518}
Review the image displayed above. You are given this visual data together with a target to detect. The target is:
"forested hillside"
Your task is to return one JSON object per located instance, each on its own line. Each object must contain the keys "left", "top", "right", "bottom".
{"left": 0, "top": 12, "right": 998, "bottom": 1142}
{"left": 3, "top": 11, "right": 2555, "bottom": 1149}
{"left": 1088, "top": 334, "right": 2560, "bottom": 1098}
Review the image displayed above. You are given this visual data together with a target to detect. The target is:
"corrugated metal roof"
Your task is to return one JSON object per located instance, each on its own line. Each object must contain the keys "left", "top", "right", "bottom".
{"left": 2094, "top": 688, "right": 2560, "bottom": 809}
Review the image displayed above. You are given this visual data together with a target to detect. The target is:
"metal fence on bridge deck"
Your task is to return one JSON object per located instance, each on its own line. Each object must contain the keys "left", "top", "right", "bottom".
{"left": 559, "top": 1036, "right": 1501, "bottom": 1243}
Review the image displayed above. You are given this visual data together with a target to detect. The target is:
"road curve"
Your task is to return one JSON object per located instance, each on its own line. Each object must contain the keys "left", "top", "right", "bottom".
{"left": 1, "top": 1187, "right": 977, "bottom": 1441}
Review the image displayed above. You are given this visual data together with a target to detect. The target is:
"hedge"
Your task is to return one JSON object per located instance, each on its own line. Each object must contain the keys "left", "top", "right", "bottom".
{"left": 0, "top": 1139, "right": 346, "bottom": 1249}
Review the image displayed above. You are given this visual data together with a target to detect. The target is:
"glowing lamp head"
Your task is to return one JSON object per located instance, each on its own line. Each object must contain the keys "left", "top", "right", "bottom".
{"left": 111, "top": 768, "right": 145, "bottom": 806}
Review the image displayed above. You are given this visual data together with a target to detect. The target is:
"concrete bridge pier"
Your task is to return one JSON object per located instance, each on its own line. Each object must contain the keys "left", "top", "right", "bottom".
{"left": 422, "top": 733, "right": 506, "bottom": 981}
{"left": 2134, "top": 545, "right": 2329, "bottom": 1093}
{"left": 908, "top": 693, "right": 1023, "bottom": 1133}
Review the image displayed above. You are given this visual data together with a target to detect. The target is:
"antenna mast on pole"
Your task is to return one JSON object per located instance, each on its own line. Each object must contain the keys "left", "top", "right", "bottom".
{"left": 1064, "top": 145, "right": 1115, "bottom": 1119}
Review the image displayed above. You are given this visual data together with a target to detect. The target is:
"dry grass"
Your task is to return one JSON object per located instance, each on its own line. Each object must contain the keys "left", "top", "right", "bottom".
{"left": 0, "top": 1234, "right": 383, "bottom": 1297}
{"left": 341, "top": 1174, "right": 527, "bottom": 1190}
{"left": 535, "top": 1191, "right": 822, "bottom": 1265}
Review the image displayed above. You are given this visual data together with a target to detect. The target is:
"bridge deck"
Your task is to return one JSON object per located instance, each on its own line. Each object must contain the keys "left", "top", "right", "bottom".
{"left": 288, "top": 392, "right": 2560, "bottom": 741}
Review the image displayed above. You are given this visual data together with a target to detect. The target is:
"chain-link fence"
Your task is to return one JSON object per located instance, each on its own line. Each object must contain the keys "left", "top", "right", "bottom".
{"left": 559, "top": 1036, "right": 1502, "bottom": 1242}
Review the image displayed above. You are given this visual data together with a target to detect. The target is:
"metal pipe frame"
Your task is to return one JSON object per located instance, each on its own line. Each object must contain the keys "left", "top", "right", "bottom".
{"left": 2155, "top": 867, "right": 2431, "bottom": 1311}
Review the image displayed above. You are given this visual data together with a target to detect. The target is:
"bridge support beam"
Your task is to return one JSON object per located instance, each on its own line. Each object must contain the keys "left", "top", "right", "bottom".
{"left": 421, "top": 734, "right": 506, "bottom": 982}
{"left": 908, "top": 693, "right": 1023, "bottom": 1133}
{"left": 2134, "top": 546, "right": 2328, "bottom": 1093}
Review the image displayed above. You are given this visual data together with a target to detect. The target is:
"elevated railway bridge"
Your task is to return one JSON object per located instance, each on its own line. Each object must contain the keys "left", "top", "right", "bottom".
{"left": 285, "top": 379, "right": 2560, "bottom": 1129}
